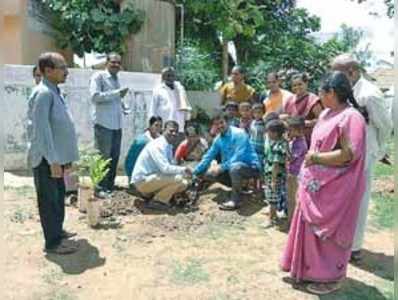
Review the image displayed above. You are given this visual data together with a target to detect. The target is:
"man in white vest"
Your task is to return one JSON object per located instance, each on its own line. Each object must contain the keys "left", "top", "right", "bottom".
{"left": 331, "top": 54, "right": 393, "bottom": 262}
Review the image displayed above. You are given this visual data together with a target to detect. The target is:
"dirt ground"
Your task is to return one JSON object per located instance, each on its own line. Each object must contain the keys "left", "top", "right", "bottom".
{"left": 3, "top": 173, "right": 394, "bottom": 300}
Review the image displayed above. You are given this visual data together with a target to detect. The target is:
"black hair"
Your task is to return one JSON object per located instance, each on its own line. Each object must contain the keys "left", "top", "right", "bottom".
{"left": 184, "top": 122, "right": 201, "bottom": 136}
{"left": 266, "top": 119, "right": 286, "bottom": 136}
{"left": 148, "top": 116, "right": 162, "bottom": 126}
{"left": 267, "top": 72, "right": 279, "bottom": 80}
{"left": 106, "top": 52, "right": 121, "bottom": 62}
{"left": 263, "top": 112, "right": 279, "bottom": 127}
{"left": 211, "top": 112, "right": 229, "bottom": 124}
{"left": 32, "top": 65, "right": 39, "bottom": 76}
{"left": 320, "top": 71, "right": 369, "bottom": 123}
{"left": 224, "top": 101, "right": 239, "bottom": 110}
{"left": 286, "top": 116, "right": 305, "bottom": 128}
{"left": 291, "top": 72, "right": 310, "bottom": 84}
{"left": 232, "top": 65, "right": 246, "bottom": 76}
{"left": 252, "top": 103, "right": 265, "bottom": 112}
{"left": 164, "top": 120, "right": 179, "bottom": 130}
{"left": 239, "top": 101, "right": 251, "bottom": 109}
{"left": 38, "top": 52, "right": 63, "bottom": 74}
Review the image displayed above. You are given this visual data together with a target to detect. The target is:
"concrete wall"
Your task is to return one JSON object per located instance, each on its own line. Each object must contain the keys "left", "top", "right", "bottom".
{"left": 3, "top": 64, "right": 219, "bottom": 171}
{"left": 122, "top": 0, "right": 175, "bottom": 72}
{"left": 2, "top": 0, "right": 73, "bottom": 65}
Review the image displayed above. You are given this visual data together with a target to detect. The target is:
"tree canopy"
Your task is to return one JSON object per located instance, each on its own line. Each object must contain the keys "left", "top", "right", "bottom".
{"left": 39, "top": 0, "right": 145, "bottom": 57}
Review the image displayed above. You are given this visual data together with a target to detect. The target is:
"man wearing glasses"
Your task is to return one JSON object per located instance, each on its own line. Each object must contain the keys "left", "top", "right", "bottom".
{"left": 89, "top": 53, "right": 129, "bottom": 198}
{"left": 27, "top": 52, "right": 79, "bottom": 255}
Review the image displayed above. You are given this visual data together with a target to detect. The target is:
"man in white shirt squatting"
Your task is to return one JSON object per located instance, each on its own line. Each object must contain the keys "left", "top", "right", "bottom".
{"left": 130, "top": 120, "right": 193, "bottom": 208}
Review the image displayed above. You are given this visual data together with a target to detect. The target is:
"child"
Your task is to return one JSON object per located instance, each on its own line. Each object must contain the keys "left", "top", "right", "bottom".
{"left": 239, "top": 101, "right": 252, "bottom": 134}
{"left": 286, "top": 116, "right": 308, "bottom": 225}
{"left": 250, "top": 103, "right": 266, "bottom": 168}
{"left": 175, "top": 123, "right": 208, "bottom": 167}
{"left": 224, "top": 101, "right": 240, "bottom": 127}
{"left": 263, "top": 119, "right": 288, "bottom": 228}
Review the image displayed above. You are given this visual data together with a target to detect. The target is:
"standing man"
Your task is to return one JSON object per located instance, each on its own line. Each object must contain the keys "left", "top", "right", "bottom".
{"left": 130, "top": 120, "right": 192, "bottom": 208}
{"left": 148, "top": 67, "right": 192, "bottom": 135}
{"left": 89, "top": 52, "right": 129, "bottom": 198}
{"left": 261, "top": 71, "right": 292, "bottom": 115}
{"left": 28, "top": 52, "right": 79, "bottom": 254}
{"left": 331, "top": 54, "right": 393, "bottom": 262}
{"left": 193, "top": 113, "right": 261, "bottom": 210}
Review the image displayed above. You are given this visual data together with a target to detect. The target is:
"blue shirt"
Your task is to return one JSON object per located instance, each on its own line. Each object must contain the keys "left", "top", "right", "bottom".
{"left": 124, "top": 131, "right": 153, "bottom": 181}
{"left": 27, "top": 78, "right": 79, "bottom": 168}
{"left": 89, "top": 70, "right": 123, "bottom": 130}
{"left": 193, "top": 126, "right": 260, "bottom": 176}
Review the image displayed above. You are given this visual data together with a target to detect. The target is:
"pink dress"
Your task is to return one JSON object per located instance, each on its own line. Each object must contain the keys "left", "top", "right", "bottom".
{"left": 281, "top": 107, "right": 366, "bottom": 283}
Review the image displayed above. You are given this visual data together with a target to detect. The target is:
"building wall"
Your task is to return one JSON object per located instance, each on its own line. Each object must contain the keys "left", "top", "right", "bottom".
{"left": 122, "top": 0, "right": 175, "bottom": 73}
{"left": 2, "top": 0, "right": 73, "bottom": 65}
{"left": 2, "top": 64, "right": 220, "bottom": 171}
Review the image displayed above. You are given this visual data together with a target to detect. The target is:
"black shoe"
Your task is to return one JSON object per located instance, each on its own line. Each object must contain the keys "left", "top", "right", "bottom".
{"left": 144, "top": 200, "right": 170, "bottom": 210}
{"left": 61, "top": 230, "right": 77, "bottom": 239}
{"left": 350, "top": 250, "right": 362, "bottom": 263}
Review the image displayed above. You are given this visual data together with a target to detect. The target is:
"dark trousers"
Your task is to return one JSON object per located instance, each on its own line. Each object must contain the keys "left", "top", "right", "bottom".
{"left": 94, "top": 124, "right": 122, "bottom": 191}
{"left": 33, "top": 159, "right": 65, "bottom": 250}
{"left": 205, "top": 162, "right": 260, "bottom": 204}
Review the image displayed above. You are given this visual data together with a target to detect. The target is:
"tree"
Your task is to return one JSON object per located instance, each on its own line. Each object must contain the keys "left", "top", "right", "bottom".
{"left": 352, "top": 0, "right": 394, "bottom": 18}
{"left": 38, "top": 0, "right": 145, "bottom": 57}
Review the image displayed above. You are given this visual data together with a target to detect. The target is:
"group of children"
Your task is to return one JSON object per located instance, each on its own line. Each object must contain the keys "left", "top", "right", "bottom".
{"left": 223, "top": 101, "right": 308, "bottom": 227}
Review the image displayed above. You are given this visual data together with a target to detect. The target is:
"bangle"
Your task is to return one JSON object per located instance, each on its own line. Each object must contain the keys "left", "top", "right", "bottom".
{"left": 311, "top": 153, "right": 321, "bottom": 164}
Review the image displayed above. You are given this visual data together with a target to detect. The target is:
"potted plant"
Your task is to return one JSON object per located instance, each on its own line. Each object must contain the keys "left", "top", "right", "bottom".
{"left": 75, "top": 148, "right": 110, "bottom": 227}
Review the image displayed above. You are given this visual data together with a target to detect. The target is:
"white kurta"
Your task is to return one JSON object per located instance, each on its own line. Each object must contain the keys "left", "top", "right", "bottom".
{"left": 352, "top": 77, "right": 393, "bottom": 251}
{"left": 148, "top": 82, "right": 191, "bottom": 132}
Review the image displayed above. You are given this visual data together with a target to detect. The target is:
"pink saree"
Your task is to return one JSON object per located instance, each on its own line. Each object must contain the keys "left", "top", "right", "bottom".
{"left": 281, "top": 107, "right": 366, "bottom": 283}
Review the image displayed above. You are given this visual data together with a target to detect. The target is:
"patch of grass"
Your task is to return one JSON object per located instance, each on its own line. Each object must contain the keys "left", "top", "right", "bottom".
{"left": 170, "top": 258, "right": 210, "bottom": 285}
{"left": 373, "top": 162, "right": 393, "bottom": 179}
{"left": 370, "top": 192, "right": 394, "bottom": 229}
{"left": 42, "top": 268, "right": 64, "bottom": 285}
{"left": 46, "top": 291, "right": 76, "bottom": 300}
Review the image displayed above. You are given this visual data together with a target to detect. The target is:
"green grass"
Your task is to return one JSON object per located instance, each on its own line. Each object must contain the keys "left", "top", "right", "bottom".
{"left": 5, "top": 185, "right": 35, "bottom": 197}
{"left": 370, "top": 192, "right": 394, "bottom": 229}
{"left": 373, "top": 162, "right": 393, "bottom": 178}
{"left": 170, "top": 258, "right": 210, "bottom": 285}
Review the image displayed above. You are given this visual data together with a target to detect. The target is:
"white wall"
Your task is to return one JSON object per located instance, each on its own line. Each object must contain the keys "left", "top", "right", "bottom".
{"left": 3, "top": 64, "right": 220, "bottom": 171}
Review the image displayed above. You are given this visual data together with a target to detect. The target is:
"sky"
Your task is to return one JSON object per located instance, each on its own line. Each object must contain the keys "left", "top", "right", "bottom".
{"left": 297, "top": 0, "right": 394, "bottom": 68}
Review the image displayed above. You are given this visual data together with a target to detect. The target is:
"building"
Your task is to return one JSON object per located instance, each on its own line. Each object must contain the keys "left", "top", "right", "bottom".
{"left": 1, "top": 0, "right": 176, "bottom": 72}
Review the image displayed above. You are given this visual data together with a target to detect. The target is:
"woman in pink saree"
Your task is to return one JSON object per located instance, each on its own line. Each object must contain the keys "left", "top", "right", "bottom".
{"left": 281, "top": 73, "right": 323, "bottom": 144}
{"left": 281, "top": 71, "right": 368, "bottom": 295}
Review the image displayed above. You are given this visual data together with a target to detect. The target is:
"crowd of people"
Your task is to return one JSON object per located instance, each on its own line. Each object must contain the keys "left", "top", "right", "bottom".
{"left": 27, "top": 51, "right": 392, "bottom": 295}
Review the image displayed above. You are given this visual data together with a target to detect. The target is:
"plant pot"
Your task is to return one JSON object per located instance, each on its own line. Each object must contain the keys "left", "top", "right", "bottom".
{"left": 87, "top": 196, "right": 102, "bottom": 228}
{"left": 78, "top": 184, "right": 91, "bottom": 213}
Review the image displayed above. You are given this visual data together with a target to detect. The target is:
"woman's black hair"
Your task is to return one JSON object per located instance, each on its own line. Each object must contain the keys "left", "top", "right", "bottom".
{"left": 320, "top": 71, "right": 369, "bottom": 123}
{"left": 148, "top": 116, "right": 162, "bottom": 126}
{"left": 184, "top": 121, "right": 201, "bottom": 135}
{"left": 291, "top": 72, "right": 310, "bottom": 84}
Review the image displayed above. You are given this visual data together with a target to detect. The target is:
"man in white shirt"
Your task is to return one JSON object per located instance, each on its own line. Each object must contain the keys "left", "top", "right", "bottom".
{"left": 131, "top": 120, "right": 192, "bottom": 207}
{"left": 148, "top": 67, "right": 191, "bottom": 133}
{"left": 331, "top": 54, "right": 393, "bottom": 262}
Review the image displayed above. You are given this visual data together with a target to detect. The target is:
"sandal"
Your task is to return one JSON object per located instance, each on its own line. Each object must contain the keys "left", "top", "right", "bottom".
{"left": 306, "top": 282, "right": 341, "bottom": 295}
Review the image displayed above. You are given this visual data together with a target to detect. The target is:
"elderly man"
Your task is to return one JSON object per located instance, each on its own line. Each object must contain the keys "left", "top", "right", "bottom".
{"left": 27, "top": 52, "right": 79, "bottom": 255}
{"left": 130, "top": 120, "right": 192, "bottom": 208}
{"left": 331, "top": 54, "right": 393, "bottom": 262}
{"left": 148, "top": 67, "right": 191, "bottom": 134}
{"left": 193, "top": 112, "right": 261, "bottom": 210}
{"left": 89, "top": 52, "right": 129, "bottom": 198}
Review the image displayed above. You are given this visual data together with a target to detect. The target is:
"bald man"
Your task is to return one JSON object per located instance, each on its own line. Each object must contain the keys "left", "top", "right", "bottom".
{"left": 331, "top": 54, "right": 392, "bottom": 262}
{"left": 28, "top": 52, "right": 79, "bottom": 254}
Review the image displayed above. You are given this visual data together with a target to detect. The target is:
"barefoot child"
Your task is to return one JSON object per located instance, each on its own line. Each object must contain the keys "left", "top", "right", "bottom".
{"left": 286, "top": 116, "right": 307, "bottom": 226}
{"left": 263, "top": 119, "right": 288, "bottom": 227}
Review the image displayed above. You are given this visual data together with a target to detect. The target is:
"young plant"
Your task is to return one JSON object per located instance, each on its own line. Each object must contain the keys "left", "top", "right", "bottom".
{"left": 75, "top": 148, "right": 111, "bottom": 189}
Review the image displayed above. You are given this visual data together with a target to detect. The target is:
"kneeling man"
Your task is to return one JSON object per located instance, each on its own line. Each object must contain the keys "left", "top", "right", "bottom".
{"left": 131, "top": 120, "right": 192, "bottom": 207}
{"left": 193, "top": 113, "right": 261, "bottom": 210}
